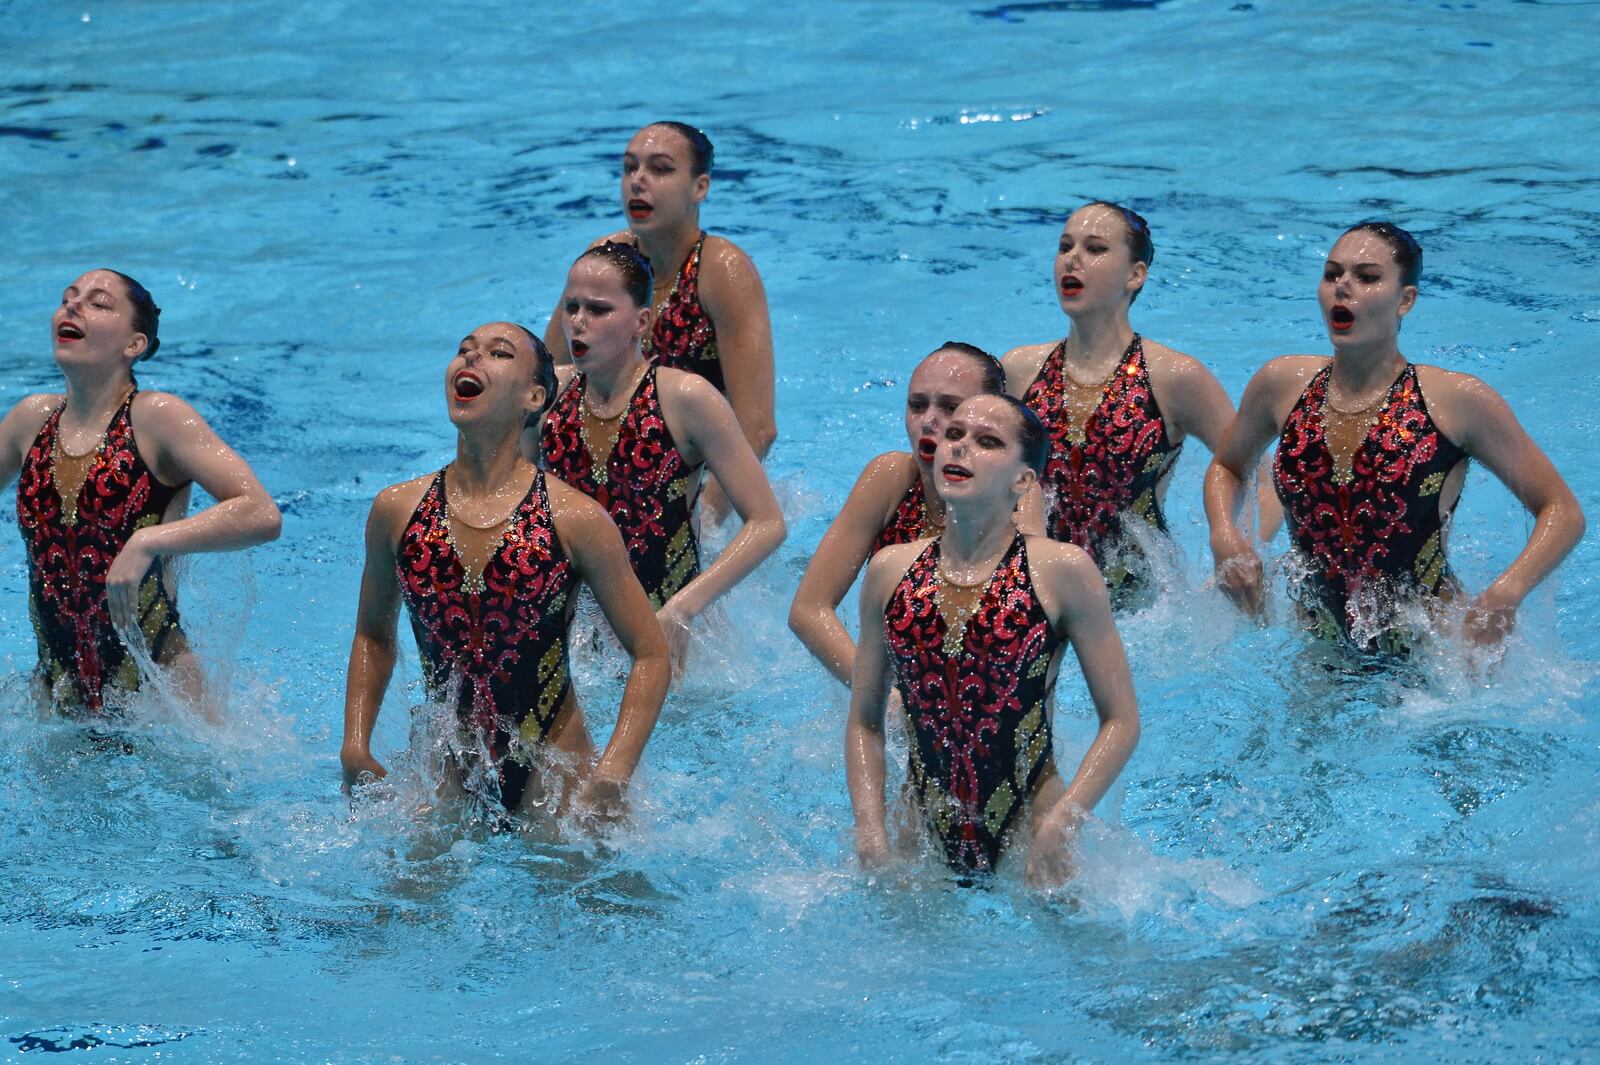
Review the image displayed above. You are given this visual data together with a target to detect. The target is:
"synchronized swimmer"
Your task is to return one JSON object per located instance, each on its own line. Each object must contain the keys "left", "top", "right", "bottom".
{"left": 3, "top": 122, "right": 1586, "bottom": 881}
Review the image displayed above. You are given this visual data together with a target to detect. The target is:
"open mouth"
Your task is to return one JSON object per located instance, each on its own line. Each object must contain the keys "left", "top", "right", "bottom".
{"left": 1329, "top": 305, "right": 1355, "bottom": 331}
{"left": 56, "top": 322, "right": 85, "bottom": 341}
{"left": 626, "top": 199, "right": 653, "bottom": 220}
{"left": 570, "top": 339, "right": 590, "bottom": 359}
{"left": 941, "top": 463, "right": 973, "bottom": 483}
{"left": 917, "top": 437, "right": 938, "bottom": 462}
{"left": 453, "top": 372, "right": 484, "bottom": 400}
{"left": 1060, "top": 277, "right": 1084, "bottom": 296}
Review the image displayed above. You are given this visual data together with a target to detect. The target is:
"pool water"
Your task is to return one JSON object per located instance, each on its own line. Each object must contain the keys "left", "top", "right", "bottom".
{"left": 2, "top": 1, "right": 1598, "bottom": 1061}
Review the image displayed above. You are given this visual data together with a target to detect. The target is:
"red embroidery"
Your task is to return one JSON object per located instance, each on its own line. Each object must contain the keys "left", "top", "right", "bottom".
{"left": 1021, "top": 336, "right": 1179, "bottom": 583}
{"left": 871, "top": 476, "right": 929, "bottom": 555}
{"left": 16, "top": 393, "right": 184, "bottom": 712}
{"left": 541, "top": 367, "right": 701, "bottom": 608}
{"left": 1272, "top": 364, "right": 1466, "bottom": 646}
{"left": 396, "top": 471, "right": 574, "bottom": 781}
{"left": 640, "top": 233, "right": 721, "bottom": 394}
{"left": 884, "top": 535, "right": 1059, "bottom": 872}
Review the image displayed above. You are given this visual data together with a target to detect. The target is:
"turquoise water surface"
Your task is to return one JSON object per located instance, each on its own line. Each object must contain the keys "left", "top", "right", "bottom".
{"left": 2, "top": 1, "right": 1598, "bottom": 1061}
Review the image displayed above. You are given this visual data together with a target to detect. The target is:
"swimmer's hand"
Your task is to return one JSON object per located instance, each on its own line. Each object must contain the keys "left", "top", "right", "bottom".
{"left": 575, "top": 771, "right": 631, "bottom": 829}
{"left": 340, "top": 746, "right": 388, "bottom": 792}
{"left": 1463, "top": 588, "right": 1517, "bottom": 648}
{"left": 105, "top": 529, "right": 159, "bottom": 636}
{"left": 656, "top": 604, "right": 692, "bottom": 680}
{"left": 1210, "top": 529, "right": 1265, "bottom": 618}
{"left": 855, "top": 828, "right": 891, "bottom": 870}
{"left": 1025, "top": 803, "right": 1085, "bottom": 890}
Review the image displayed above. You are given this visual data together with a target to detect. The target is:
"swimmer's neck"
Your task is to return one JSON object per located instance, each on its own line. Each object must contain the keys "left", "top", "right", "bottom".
{"left": 583, "top": 349, "right": 649, "bottom": 406}
{"left": 941, "top": 501, "right": 1017, "bottom": 565}
{"left": 59, "top": 366, "right": 135, "bottom": 423}
{"left": 1063, "top": 304, "right": 1135, "bottom": 367}
{"left": 451, "top": 427, "right": 530, "bottom": 495}
{"left": 1329, "top": 338, "right": 1407, "bottom": 394}
{"left": 632, "top": 221, "right": 701, "bottom": 283}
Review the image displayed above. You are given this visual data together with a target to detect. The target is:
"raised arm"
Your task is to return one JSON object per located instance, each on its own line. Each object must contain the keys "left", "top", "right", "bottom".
{"left": 788, "top": 453, "right": 907, "bottom": 685}
{"left": 1027, "top": 545, "right": 1140, "bottom": 883}
{"left": 553, "top": 482, "right": 671, "bottom": 807}
{"left": 339, "top": 488, "right": 408, "bottom": 788}
{"left": 665, "top": 377, "right": 787, "bottom": 625}
{"left": 105, "top": 393, "right": 283, "bottom": 631}
{"left": 1431, "top": 372, "right": 1586, "bottom": 644}
{"left": 844, "top": 549, "right": 906, "bottom": 867}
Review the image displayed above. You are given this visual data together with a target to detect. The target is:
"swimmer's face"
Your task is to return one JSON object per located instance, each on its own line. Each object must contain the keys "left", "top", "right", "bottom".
{"left": 561, "top": 257, "right": 651, "bottom": 367}
{"left": 1319, "top": 231, "right": 1417, "bottom": 348}
{"left": 52, "top": 270, "right": 146, "bottom": 371}
{"left": 935, "top": 396, "right": 1035, "bottom": 505}
{"left": 447, "top": 322, "right": 543, "bottom": 429}
{"left": 905, "top": 351, "right": 993, "bottom": 470}
{"left": 1054, "top": 205, "right": 1145, "bottom": 315}
{"left": 622, "top": 125, "right": 709, "bottom": 234}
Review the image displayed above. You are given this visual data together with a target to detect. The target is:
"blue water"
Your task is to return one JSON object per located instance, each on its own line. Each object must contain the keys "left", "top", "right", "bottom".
{"left": 2, "top": 1, "right": 1598, "bottom": 1061}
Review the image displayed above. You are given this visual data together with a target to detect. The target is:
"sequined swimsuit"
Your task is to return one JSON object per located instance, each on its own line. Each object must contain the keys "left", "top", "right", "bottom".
{"left": 1272, "top": 363, "right": 1467, "bottom": 651}
{"left": 396, "top": 470, "right": 576, "bottom": 811}
{"left": 1021, "top": 335, "right": 1181, "bottom": 589}
{"left": 636, "top": 232, "right": 722, "bottom": 393}
{"left": 541, "top": 367, "right": 702, "bottom": 608}
{"left": 16, "top": 391, "right": 187, "bottom": 713}
{"left": 870, "top": 473, "right": 933, "bottom": 555}
{"left": 885, "top": 534, "right": 1062, "bottom": 873}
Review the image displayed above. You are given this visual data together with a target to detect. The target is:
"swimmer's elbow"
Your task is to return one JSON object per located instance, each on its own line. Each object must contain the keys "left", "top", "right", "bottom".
{"left": 258, "top": 497, "right": 284, "bottom": 543}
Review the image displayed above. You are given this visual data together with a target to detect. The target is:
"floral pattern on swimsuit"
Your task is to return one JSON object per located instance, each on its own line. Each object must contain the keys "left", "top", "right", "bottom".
{"left": 870, "top": 475, "right": 931, "bottom": 556}
{"left": 396, "top": 470, "right": 575, "bottom": 810}
{"left": 1021, "top": 335, "right": 1181, "bottom": 591}
{"left": 639, "top": 232, "right": 722, "bottom": 394}
{"left": 16, "top": 391, "right": 186, "bottom": 713}
{"left": 884, "top": 533, "right": 1061, "bottom": 873}
{"left": 541, "top": 366, "right": 702, "bottom": 609}
{"left": 1272, "top": 363, "right": 1467, "bottom": 652}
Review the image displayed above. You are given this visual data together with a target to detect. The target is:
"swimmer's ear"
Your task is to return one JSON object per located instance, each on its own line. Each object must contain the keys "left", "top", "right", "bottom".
{"left": 632, "top": 303, "right": 652, "bottom": 342}
{"left": 1013, "top": 465, "right": 1038, "bottom": 497}
{"left": 1397, "top": 284, "right": 1418, "bottom": 320}
{"left": 692, "top": 172, "right": 710, "bottom": 203}
{"left": 123, "top": 332, "right": 149, "bottom": 361}
{"left": 1125, "top": 260, "right": 1148, "bottom": 300}
{"left": 525, "top": 382, "right": 548, "bottom": 419}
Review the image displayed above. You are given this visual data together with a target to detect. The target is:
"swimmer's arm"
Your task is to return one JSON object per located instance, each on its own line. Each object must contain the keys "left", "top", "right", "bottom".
{"left": 1148, "top": 348, "right": 1235, "bottom": 452}
{"left": 1433, "top": 373, "right": 1586, "bottom": 642}
{"left": 105, "top": 394, "right": 284, "bottom": 631}
{"left": 340, "top": 488, "right": 408, "bottom": 787}
{"left": 788, "top": 453, "right": 908, "bottom": 686}
{"left": 0, "top": 394, "right": 61, "bottom": 490}
{"left": 845, "top": 551, "right": 903, "bottom": 866}
{"left": 698, "top": 240, "right": 777, "bottom": 459}
{"left": 125, "top": 393, "right": 283, "bottom": 554}
{"left": 554, "top": 483, "right": 670, "bottom": 786}
{"left": 1036, "top": 547, "right": 1140, "bottom": 838}
{"left": 663, "top": 377, "right": 787, "bottom": 621}
{"left": 1203, "top": 359, "right": 1302, "bottom": 615}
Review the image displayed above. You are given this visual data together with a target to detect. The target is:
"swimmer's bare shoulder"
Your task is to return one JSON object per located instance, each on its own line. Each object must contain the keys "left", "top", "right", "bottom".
{"left": 1001, "top": 342, "right": 1057, "bottom": 397}
{"left": 366, "top": 474, "right": 434, "bottom": 549}
{"left": 860, "top": 539, "right": 926, "bottom": 610}
{"left": 0, "top": 393, "right": 65, "bottom": 486}
{"left": 545, "top": 474, "right": 623, "bottom": 552}
{"left": 1239, "top": 355, "right": 1329, "bottom": 425}
{"left": 1022, "top": 536, "right": 1109, "bottom": 632}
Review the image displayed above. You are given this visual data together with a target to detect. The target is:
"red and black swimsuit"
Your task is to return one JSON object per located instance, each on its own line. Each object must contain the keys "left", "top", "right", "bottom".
{"left": 884, "top": 533, "right": 1062, "bottom": 873}
{"left": 396, "top": 470, "right": 575, "bottom": 811}
{"left": 870, "top": 474, "right": 932, "bottom": 555}
{"left": 1021, "top": 335, "right": 1180, "bottom": 590}
{"left": 1272, "top": 363, "right": 1467, "bottom": 651}
{"left": 541, "top": 366, "right": 702, "bottom": 608}
{"left": 16, "top": 391, "right": 187, "bottom": 713}
{"left": 638, "top": 232, "right": 722, "bottom": 394}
